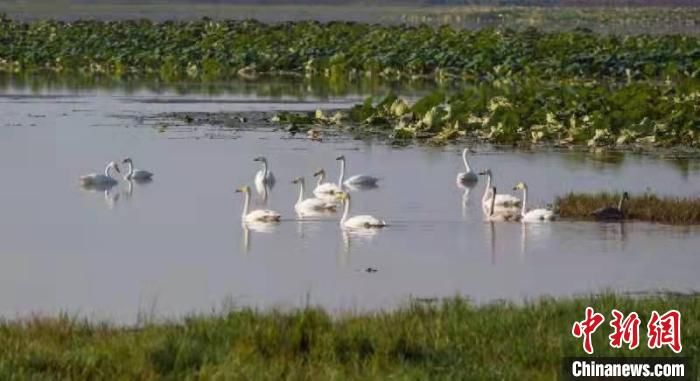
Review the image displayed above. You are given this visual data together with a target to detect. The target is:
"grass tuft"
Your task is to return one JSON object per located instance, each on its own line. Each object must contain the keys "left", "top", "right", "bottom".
{"left": 557, "top": 192, "right": 700, "bottom": 224}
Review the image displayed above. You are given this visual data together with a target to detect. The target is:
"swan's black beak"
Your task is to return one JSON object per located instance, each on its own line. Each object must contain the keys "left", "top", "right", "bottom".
{"left": 512, "top": 186, "right": 518, "bottom": 191}
{"left": 114, "top": 165, "right": 121, "bottom": 174}
{"left": 335, "top": 156, "right": 343, "bottom": 161}
{"left": 313, "top": 170, "right": 323, "bottom": 177}
{"left": 478, "top": 171, "right": 487, "bottom": 175}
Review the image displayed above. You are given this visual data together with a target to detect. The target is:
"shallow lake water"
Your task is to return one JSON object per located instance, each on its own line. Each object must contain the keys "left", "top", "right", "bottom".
{"left": 1, "top": 84, "right": 699, "bottom": 324}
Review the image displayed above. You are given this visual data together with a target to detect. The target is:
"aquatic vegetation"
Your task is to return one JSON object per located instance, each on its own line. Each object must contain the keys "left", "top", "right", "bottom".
{"left": 0, "top": 294, "right": 697, "bottom": 379}
{"left": 557, "top": 192, "right": 700, "bottom": 224}
{"left": 0, "top": 17, "right": 699, "bottom": 82}
{"left": 312, "top": 78, "right": 700, "bottom": 147}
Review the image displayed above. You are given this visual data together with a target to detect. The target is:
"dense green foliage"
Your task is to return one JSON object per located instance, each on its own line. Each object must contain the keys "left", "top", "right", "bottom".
{"left": 557, "top": 192, "right": 700, "bottom": 224}
{"left": 0, "top": 295, "right": 697, "bottom": 380}
{"left": 274, "top": 79, "right": 700, "bottom": 147}
{"left": 1, "top": 17, "right": 699, "bottom": 81}
{"left": 1, "top": 16, "right": 698, "bottom": 147}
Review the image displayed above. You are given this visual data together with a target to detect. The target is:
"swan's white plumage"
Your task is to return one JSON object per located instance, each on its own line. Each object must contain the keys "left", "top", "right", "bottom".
{"left": 245, "top": 209, "right": 282, "bottom": 223}
{"left": 457, "top": 148, "right": 478, "bottom": 186}
{"left": 80, "top": 161, "right": 120, "bottom": 187}
{"left": 237, "top": 186, "right": 280, "bottom": 223}
{"left": 293, "top": 177, "right": 336, "bottom": 216}
{"left": 522, "top": 208, "right": 556, "bottom": 222}
{"left": 337, "top": 192, "right": 386, "bottom": 229}
{"left": 484, "top": 186, "right": 520, "bottom": 222}
{"left": 343, "top": 215, "right": 386, "bottom": 228}
{"left": 479, "top": 169, "right": 521, "bottom": 209}
{"left": 312, "top": 169, "right": 343, "bottom": 199}
{"left": 123, "top": 158, "right": 153, "bottom": 181}
{"left": 336, "top": 156, "right": 379, "bottom": 188}
{"left": 253, "top": 157, "right": 275, "bottom": 191}
{"left": 513, "top": 182, "right": 557, "bottom": 223}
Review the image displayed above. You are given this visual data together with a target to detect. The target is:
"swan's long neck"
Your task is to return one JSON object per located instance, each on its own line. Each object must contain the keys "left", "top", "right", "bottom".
{"left": 462, "top": 150, "right": 471, "bottom": 172}
{"left": 262, "top": 161, "right": 269, "bottom": 177}
{"left": 340, "top": 197, "right": 350, "bottom": 224}
{"left": 297, "top": 180, "right": 305, "bottom": 204}
{"left": 520, "top": 186, "right": 528, "bottom": 216}
{"left": 490, "top": 187, "right": 496, "bottom": 216}
{"left": 338, "top": 159, "right": 345, "bottom": 187}
{"left": 126, "top": 162, "right": 134, "bottom": 178}
{"left": 482, "top": 173, "right": 493, "bottom": 204}
{"left": 242, "top": 190, "right": 250, "bottom": 218}
{"left": 316, "top": 172, "right": 324, "bottom": 187}
{"left": 104, "top": 163, "right": 113, "bottom": 178}
{"left": 618, "top": 195, "right": 625, "bottom": 211}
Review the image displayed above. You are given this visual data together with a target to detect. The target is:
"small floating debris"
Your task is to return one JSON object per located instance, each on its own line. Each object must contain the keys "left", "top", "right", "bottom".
{"left": 307, "top": 129, "right": 322, "bottom": 142}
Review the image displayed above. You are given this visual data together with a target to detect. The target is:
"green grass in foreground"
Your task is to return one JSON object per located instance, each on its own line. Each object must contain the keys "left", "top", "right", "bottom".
{"left": 0, "top": 295, "right": 697, "bottom": 380}
{"left": 557, "top": 192, "right": 700, "bottom": 224}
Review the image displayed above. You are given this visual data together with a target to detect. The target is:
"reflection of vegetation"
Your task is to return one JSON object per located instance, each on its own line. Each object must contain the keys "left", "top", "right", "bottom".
{"left": 0, "top": 73, "right": 439, "bottom": 98}
{"left": 1, "top": 294, "right": 697, "bottom": 378}
{"left": 557, "top": 192, "right": 700, "bottom": 224}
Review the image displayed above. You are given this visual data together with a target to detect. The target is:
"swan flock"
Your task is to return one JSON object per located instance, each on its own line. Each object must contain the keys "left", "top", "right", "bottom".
{"left": 81, "top": 149, "right": 593, "bottom": 230}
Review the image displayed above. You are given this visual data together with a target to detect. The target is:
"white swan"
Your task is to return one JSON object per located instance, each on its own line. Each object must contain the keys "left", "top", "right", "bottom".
{"left": 254, "top": 156, "right": 275, "bottom": 189}
{"left": 122, "top": 158, "right": 153, "bottom": 181}
{"left": 292, "top": 177, "right": 336, "bottom": 215}
{"left": 456, "top": 148, "right": 478, "bottom": 186}
{"left": 513, "top": 182, "right": 557, "bottom": 222}
{"left": 336, "top": 155, "right": 379, "bottom": 188}
{"left": 485, "top": 187, "right": 520, "bottom": 222}
{"left": 236, "top": 185, "right": 281, "bottom": 223}
{"left": 337, "top": 192, "right": 386, "bottom": 229}
{"left": 478, "top": 169, "right": 521, "bottom": 210}
{"left": 80, "top": 161, "right": 120, "bottom": 188}
{"left": 312, "top": 168, "right": 343, "bottom": 199}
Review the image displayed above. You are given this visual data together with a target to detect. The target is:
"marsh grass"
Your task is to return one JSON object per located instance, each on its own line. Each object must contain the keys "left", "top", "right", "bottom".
{"left": 557, "top": 192, "right": 700, "bottom": 224}
{"left": 0, "top": 294, "right": 698, "bottom": 380}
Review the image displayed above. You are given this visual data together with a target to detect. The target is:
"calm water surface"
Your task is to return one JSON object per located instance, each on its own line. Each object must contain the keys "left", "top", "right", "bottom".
{"left": 1, "top": 87, "right": 699, "bottom": 324}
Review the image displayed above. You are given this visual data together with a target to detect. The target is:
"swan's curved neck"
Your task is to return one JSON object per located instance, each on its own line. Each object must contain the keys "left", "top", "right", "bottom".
{"left": 618, "top": 195, "right": 625, "bottom": 210}
{"left": 337, "top": 159, "right": 345, "bottom": 187}
{"left": 125, "top": 162, "right": 134, "bottom": 178}
{"left": 490, "top": 187, "right": 496, "bottom": 216}
{"left": 482, "top": 173, "right": 493, "bottom": 204}
{"left": 520, "top": 186, "right": 528, "bottom": 216}
{"left": 462, "top": 150, "right": 471, "bottom": 172}
{"left": 242, "top": 190, "right": 250, "bottom": 218}
{"left": 296, "top": 180, "right": 305, "bottom": 204}
{"left": 104, "top": 163, "right": 113, "bottom": 178}
{"left": 316, "top": 172, "right": 324, "bottom": 187}
{"left": 261, "top": 161, "right": 269, "bottom": 176}
{"left": 340, "top": 197, "right": 350, "bottom": 224}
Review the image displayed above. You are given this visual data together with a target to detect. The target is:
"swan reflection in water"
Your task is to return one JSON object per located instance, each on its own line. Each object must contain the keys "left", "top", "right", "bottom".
{"left": 339, "top": 228, "right": 378, "bottom": 267}
{"left": 80, "top": 181, "right": 120, "bottom": 209}
{"left": 241, "top": 221, "right": 278, "bottom": 254}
